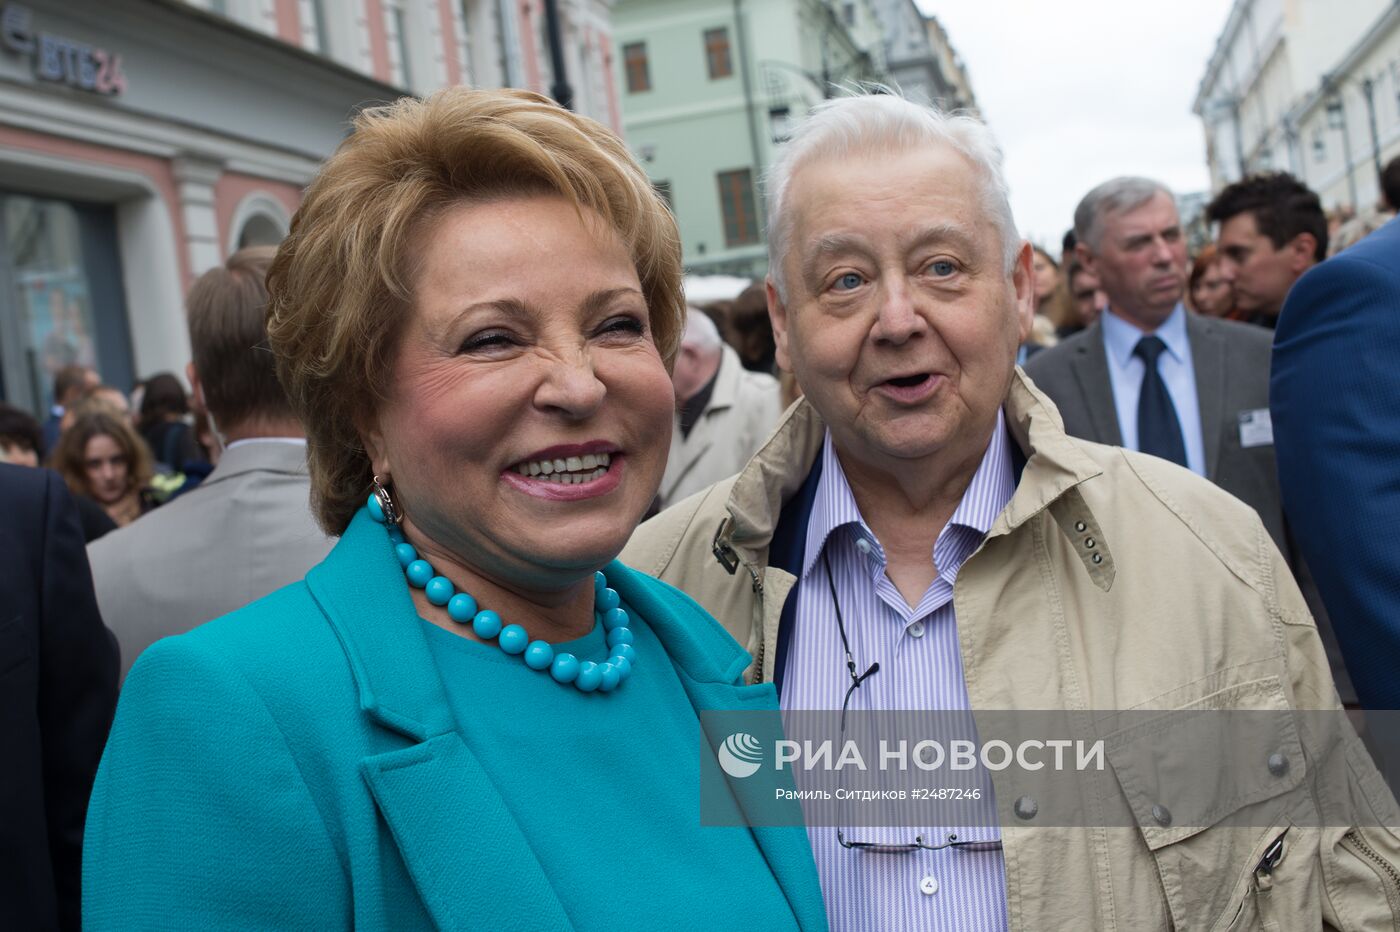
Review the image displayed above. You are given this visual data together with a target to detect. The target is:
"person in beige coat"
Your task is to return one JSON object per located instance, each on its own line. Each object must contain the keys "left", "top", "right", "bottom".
{"left": 658, "top": 309, "right": 782, "bottom": 510}
{"left": 623, "top": 91, "right": 1400, "bottom": 930}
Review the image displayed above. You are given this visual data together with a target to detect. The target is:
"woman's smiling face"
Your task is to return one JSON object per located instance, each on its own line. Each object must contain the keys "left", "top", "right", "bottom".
{"left": 363, "top": 195, "right": 674, "bottom": 591}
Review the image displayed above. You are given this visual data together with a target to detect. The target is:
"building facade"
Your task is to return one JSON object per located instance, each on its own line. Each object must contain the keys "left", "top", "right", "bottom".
{"left": 1194, "top": 0, "right": 1400, "bottom": 212}
{"left": 613, "top": 0, "right": 886, "bottom": 278}
{"left": 863, "top": 1, "right": 976, "bottom": 112}
{"left": 0, "top": 0, "right": 619, "bottom": 417}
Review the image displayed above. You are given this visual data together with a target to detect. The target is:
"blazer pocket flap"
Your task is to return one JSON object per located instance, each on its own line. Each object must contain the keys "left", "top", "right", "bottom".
{"left": 1105, "top": 677, "right": 1306, "bottom": 850}
{"left": 361, "top": 734, "right": 574, "bottom": 932}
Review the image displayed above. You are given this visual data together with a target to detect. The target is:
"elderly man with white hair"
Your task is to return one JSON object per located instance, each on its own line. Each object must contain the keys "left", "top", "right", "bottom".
{"left": 624, "top": 91, "right": 1400, "bottom": 930}
{"left": 657, "top": 307, "right": 781, "bottom": 510}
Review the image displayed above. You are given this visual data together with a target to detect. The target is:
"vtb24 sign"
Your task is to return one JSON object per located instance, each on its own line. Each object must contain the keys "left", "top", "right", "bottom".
{"left": 2, "top": 3, "right": 127, "bottom": 96}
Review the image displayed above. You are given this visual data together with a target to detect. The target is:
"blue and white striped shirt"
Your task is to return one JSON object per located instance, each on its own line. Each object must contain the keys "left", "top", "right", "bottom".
{"left": 781, "top": 411, "right": 1015, "bottom": 932}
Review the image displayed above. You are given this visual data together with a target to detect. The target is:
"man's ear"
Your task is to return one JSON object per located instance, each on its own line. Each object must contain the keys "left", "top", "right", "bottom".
{"left": 767, "top": 277, "right": 792, "bottom": 373}
{"left": 186, "top": 362, "right": 205, "bottom": 416}
{"left": 1287, "top": 232, "right": 1319, "bottom": 273}
{"left": 1011, "top": 241, "right": 1037, "bottom": 341}
{"left": 1074, "top": 240, "right": 1097, "bottom": 278}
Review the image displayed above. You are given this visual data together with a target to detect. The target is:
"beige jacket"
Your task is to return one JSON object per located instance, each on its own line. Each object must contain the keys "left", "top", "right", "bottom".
{"left": 659, "top": 344, "right": 782, "bottom": 510}
{"left": 623, "top": 369, "right": 1400, "bottom": 931}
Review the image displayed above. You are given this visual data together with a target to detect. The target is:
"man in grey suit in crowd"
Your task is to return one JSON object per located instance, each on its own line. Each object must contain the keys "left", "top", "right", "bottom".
{"left": 89, "top": 247, "right": 334, "bottom": 679}
{"left": 1024, "top": 177, "right": 1353, "bottom": 700}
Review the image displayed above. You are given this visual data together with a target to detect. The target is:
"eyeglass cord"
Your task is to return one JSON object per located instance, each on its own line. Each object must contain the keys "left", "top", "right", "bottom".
{"left": 823, "top": 546, "right": 879, "bottom": 730}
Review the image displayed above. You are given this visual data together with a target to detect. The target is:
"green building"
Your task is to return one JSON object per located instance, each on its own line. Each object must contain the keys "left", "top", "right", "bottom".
{"left": 613, "top": 0, "right": 887, "bottom": 278}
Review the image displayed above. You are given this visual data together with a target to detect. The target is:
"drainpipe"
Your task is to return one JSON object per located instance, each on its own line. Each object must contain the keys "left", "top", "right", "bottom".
{"left": 733, "top": 0, "right": 766, "bottom": 230}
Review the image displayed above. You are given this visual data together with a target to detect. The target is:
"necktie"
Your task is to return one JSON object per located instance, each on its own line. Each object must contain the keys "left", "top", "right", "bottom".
{"left": 1133, "top": 335, "right": 1188, "bottom": 468}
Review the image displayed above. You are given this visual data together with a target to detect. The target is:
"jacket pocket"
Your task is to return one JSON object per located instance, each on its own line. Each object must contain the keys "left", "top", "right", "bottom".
{"left": 1105, "top": 676, "right": 1320, "bottom": 930}
{"left": 1325, "top": 824, "right": 1400, "bottom": 929}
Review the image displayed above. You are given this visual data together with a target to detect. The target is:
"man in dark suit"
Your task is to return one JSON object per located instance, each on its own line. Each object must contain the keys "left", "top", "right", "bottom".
{"left": 1272, "top": 217, "right": 1400, "bottom": 710}
{"left": 1024, "top": 177, "right": 1355, "bottom": 700}
{"left": 1025, "top": 177, "right": 1288, "bottom": 548}
{"left": 0, "top": 463, "right": 120, "bottom": 930}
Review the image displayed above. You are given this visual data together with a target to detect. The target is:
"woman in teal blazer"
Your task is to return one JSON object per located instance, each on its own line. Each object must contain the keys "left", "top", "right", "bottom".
{"left": 83, "top": 88, "right": 825, "bottom": 931}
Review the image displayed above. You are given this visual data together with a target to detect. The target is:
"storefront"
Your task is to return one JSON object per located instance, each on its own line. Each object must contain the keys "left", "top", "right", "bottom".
{"left": 0, "top": 0, "right": 398, "bottom": 415}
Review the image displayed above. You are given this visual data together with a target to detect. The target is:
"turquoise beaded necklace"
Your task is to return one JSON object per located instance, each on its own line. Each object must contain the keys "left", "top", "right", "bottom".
{"left": 368, "top": 494, "right": 636, "bottom": 693}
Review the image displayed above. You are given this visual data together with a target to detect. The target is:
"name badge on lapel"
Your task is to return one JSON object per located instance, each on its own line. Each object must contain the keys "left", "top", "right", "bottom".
{"left": 1238, "top": 408, "right": 1273, "bottom": 448}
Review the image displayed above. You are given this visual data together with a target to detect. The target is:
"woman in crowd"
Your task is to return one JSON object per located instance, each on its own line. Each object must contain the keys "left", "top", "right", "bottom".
{"left": 83, "top": 88, "right": 824, "bottom": 931}
{"left": 137, "top": 372, "right": 202, "bottom": 471}
{"left": 1188, "top": 243, "right": 1234, "bottom": 317}
{"left": 51, "top": 410, "right": 154, "bottom": 528}
{"left": 1030, "top": 244, "right": 1061, "bottom": 307}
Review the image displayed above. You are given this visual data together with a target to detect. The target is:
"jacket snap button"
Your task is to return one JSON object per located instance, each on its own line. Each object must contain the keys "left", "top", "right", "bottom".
{"left": 1014, "top": 796, "right": 1038, "bottom": 820}
{"left": 1084, "top": 537, "right": 1096, "bottom": 549}
{"left": 1268, "top": 752, "right": 1290, "bottom": 777}
{"left": 1074, "top": 521, "right": 1087, "bottom": 532}
{"left": 1151, "top": 804, "right": 1172, "bottom": 826}
{"left": 1091, "top": 553, "right": 1103, "bottom": 564}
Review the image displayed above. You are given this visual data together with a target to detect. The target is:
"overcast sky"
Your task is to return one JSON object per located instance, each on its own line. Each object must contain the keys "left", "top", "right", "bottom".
{"left": 914, "top": 0, "right": 1235, "bottom": 254}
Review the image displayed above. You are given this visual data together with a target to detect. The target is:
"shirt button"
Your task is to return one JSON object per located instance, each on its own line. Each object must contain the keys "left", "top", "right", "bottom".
{"left": 919, "top": 875, "right": 939, "bottom": 896}
{"left": 855, "top": 538, "right": 872, "bottom": 555}
{"left": 909, "top": 621, "right": 926, "bottom": 638}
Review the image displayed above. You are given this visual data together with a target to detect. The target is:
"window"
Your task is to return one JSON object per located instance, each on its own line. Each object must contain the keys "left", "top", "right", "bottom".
{"left": 842, "top": 3, "right": 855, "bottom": 26}
{"left": 1313, "top": 130, "right": 1326, "bottom": 164}
{"left": 769, "top": 105, "right": 793, "bottom": 143}
{"left": 653, "top": 181, "right": 674, "bottom": 211}
{"left": 0, "top": 194, "right": 134, "bottom": 415}
{"left": 704, "top": 27, "right": 732, "bottom": 79}
{"left": 717, "top": 169, "right": 759, "bottom": 246}
{"left": 624, "top": 42, "right": 650, "bottom": 93}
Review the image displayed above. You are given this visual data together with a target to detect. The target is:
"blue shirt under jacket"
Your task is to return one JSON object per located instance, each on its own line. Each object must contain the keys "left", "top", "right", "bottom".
{"left": 83, "top": 508, "right": 826, "bottom": 931}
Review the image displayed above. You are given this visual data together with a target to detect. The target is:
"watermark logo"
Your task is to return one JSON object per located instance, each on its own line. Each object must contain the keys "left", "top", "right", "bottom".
{"left": 718, "top": 732, "right": 764, "bottom": 778}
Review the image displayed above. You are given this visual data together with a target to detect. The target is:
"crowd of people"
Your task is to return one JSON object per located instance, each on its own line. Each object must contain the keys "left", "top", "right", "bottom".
{"left": 5, "top": 85, "right": 1399, "bottom": 931}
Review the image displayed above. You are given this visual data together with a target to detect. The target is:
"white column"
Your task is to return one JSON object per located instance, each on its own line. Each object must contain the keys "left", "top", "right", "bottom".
{"left": 172, "top": 155, "right": 225, "bottom": 277}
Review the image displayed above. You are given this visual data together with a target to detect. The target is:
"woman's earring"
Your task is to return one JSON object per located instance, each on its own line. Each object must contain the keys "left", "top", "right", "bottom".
{"left": 368, "top": 475, "right": 402, "bottom": 525}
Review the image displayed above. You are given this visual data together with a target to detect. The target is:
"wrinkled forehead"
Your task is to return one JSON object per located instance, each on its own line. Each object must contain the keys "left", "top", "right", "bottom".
{"left": 785, "top": 144, "right": 987, "bottom": 251}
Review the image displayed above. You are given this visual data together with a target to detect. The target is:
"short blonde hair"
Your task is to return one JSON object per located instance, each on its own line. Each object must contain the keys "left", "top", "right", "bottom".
{"left": 267, "top": 88, "right": 684, "bottom": 534}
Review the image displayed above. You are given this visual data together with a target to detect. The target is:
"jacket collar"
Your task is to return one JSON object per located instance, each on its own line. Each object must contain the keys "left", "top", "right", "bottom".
{"left": 200, "top": 439, "right": 310, "bottom": 487}
{"left": 307, "top": 510, "right": 768, "bottom": 739}
{"left": 717, "top": 368, "right": 1115, "bottom": 589}
{"left": 308, "top": 511, "right": 825, "bottom": 929}
{"left": 707, "top": 344, "right": 746, "bottom": 413}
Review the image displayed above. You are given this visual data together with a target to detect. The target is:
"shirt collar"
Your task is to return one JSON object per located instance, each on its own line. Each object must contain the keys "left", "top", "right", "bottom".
{"left": 223, "top": 437, "right": 308, "bottom": 452}
{"left": 800, "top": 409, "right": 1016, "bottom": 578}
{"left": 1101, "top": 302, "right": 1189, "bottom": 369}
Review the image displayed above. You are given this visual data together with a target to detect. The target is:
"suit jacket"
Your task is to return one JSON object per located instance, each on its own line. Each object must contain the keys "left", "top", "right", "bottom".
{"left": 660, "top": 344, "right": 783, "bottom": 509}
{"left": 1023, "top": 312, "right": 1285, "bottom": 550}
{"left": 1272, "top": 218, "right": 1400, "bottom": 710}
{"left": 0, "top": 465, "right": 119, "bottom": 931}
{"left": 87, "top": 440, "right": 334, "bottom": 680}
{"left": 84, "top": 508, "right": 827, "bottom": 930}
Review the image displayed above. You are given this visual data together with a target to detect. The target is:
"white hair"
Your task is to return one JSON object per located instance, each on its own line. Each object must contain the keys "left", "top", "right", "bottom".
{"left": 764, "top": 89, "right": 1020, "bottom": 301}
{"left": 1074, "top": 177, "right": 1175, "bottom": 253}
{"left": 681, "top": 307, "right": 723, "bottom": 353}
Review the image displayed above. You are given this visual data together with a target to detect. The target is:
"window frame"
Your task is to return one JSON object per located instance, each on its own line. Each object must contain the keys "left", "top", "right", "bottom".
{"left": 624, "top": 41, "right": 651, "bottom": 93}
{"left": 704, "top": 27, "right": 732, "bottom": 80}
{"left": 716, "top": 169, "right": 759, "bottom": 247}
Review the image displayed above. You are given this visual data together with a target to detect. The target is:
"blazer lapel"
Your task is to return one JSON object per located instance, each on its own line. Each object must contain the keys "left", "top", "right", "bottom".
{"left": 1069, "top": 322, "right": 1124, "bottom": 446}
{"left": 1186, "top": 314, "right": 1227, "bottom": 480}
{"left": 307, "top": 511, "right": 572, "bottom": 931}
{"left": 607, "top": 562, "right": 828, "bottom": 932}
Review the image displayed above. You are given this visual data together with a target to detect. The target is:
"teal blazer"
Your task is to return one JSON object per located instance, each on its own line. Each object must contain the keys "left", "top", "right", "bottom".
{"left": 83, "top": 510, "right": 827, "bottom": 931}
